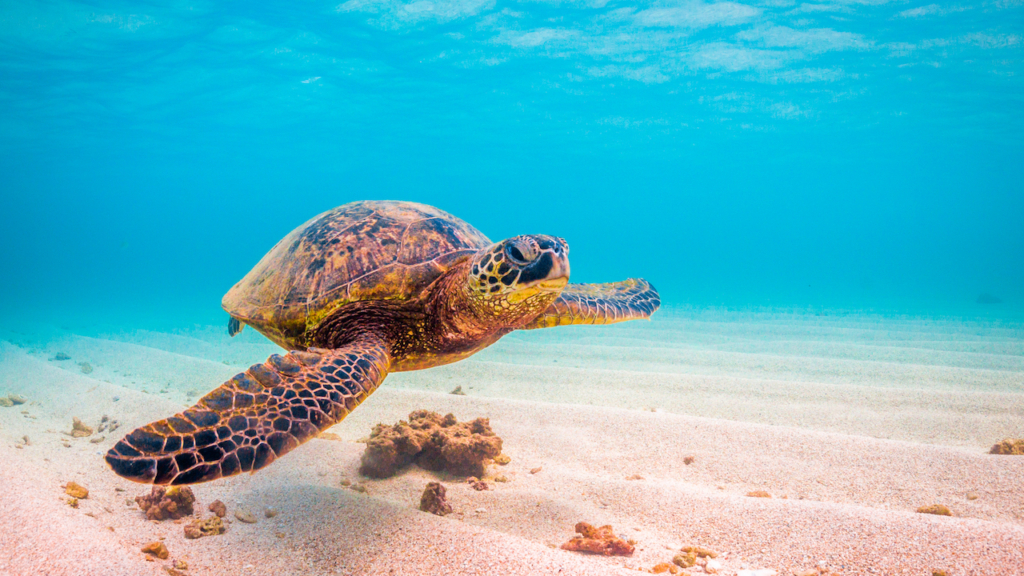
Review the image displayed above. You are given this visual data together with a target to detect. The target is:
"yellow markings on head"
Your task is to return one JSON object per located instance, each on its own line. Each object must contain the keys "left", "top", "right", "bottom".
{"left": 506, "top": 286, "right": 542, "bottom": 305}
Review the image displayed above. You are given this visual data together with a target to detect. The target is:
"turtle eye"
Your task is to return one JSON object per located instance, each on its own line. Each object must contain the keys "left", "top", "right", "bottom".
{"left": 505, "top": 244, "right": 528, "bottom": 265}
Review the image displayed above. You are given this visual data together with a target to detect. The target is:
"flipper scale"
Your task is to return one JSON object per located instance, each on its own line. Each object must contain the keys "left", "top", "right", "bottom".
{"left": 106, "top": 334, "right": 390, "bottom": 485}
{"left": 523, "top": 278, "right": 660, "bottom": 329}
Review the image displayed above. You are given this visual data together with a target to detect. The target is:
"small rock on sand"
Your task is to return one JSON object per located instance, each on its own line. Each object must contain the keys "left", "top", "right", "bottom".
{"left": 208, "top": 500, "right": 227, "bottom": 518}
{"left": 746, "top": 490, "right": 772, "bottom": 498}
{"left": 493, "top": 453, "right": 511, "bottom": 465}
{"left": 265, "top": 507, "right": 278, "bottom": 518}
{"left": 64, "top": 482, "right": 89, "bottom": 499}
{"left": 419, "top": 482, "right": 452, "bottom": 516}
{"left": 737, "top": 570, "right": 776, "bottom": 576}
{"left": 449, "top": 385, "right": 466, "bottom": 395}
{"left": 79, "top": 362, "right": 93, "bottom": 374}
{"left": 705, "top": 559, "right": 723, "bottom": 573}
{"left": 0, "top": 397, "right": 11, "bottom": 408}
{"left": 234, "top": 509, "right": 258, "bottom": 524}
{"left": 141, "top": 541, "right": 169, "bottom": 560}
{"left": 530, "top": 467, "right": 542, "bottom": 474}
{"left": 52, "top": 352, "right": 71, "bottom": 361}
{"left": 916, "top": 504, "right": 952, "bottom": 516}
{"left": 8, "top": 394, "right": 26, "bottom": 405}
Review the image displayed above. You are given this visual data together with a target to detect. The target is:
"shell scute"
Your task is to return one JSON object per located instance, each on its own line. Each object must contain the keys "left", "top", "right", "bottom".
{"left": 222, "top": 201, "right": 491, "bottom": 347}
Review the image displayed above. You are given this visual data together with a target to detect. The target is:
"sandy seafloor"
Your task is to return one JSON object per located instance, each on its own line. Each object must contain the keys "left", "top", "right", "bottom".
{"left": 1, "top": 307, "right": 1023, "bottom": 576}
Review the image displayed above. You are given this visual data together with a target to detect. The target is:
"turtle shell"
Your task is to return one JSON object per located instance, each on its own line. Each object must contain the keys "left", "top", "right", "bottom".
{"left": 222, "top": 201, "right": 492, "bottom": 348}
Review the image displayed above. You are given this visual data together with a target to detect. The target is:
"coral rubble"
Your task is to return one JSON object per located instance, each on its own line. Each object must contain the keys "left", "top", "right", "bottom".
{"left": 68, "top": 417, "right": 93, "bottom": 438}
{"left": 467, "top": 477, "right": 489, "bottom": 491}
{"left": 184, "top": 516, "right": 226, "bottom": 539}
{"left": 560, "top": 522, "right": 635, "bottom": 556}
{"left": 989, "top": 438, "right": 1024, "bottom": 455}
{"left": 359, "top": 410, "right": 502, "bottom": 479}
{"left": 135, "top": 486, "right": 196, "bottom": 521}
{"left": 419, "top": 482, "right": 453, "bottom": 516}
{"left": 141, "top": 541, "right": 169, "bottom": 560}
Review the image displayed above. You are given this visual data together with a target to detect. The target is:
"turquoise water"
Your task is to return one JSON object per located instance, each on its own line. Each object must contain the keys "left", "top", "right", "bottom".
{"left": 1, "top": 0, "right": 1022, "bottom": 327}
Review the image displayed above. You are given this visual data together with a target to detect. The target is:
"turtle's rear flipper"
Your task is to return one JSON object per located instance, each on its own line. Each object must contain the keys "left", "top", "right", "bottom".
{"left": 106, "top": 334, "right": 391, "bottom": 485}
{"left": 523, "top": 279, "right": 661, "bottom": 329}
{"left": 228, "top": 317, "right": 244, "bottom": 337}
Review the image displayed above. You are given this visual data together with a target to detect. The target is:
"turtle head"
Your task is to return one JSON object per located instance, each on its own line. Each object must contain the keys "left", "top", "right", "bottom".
{"left": 465, "top": 235, "right": 570, "bottom": 326}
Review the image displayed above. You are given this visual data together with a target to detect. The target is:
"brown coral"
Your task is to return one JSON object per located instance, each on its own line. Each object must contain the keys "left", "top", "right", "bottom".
{"left": 560, "top": 522, "right": 635, "bottom": 556}
{"left": 184, "top": 516, "right": 226, "bottom": 539}
{"left": 359, "top": 410, "right": 502, "bottom": 479}
{"left": 419, "top": 482, "right": 453, "bottom": 516}
{"left": 135, "top": 486, "right": 196, "bottom": 521}
{"left": 990, "top": 438, "right": 1024, "bottom": 455}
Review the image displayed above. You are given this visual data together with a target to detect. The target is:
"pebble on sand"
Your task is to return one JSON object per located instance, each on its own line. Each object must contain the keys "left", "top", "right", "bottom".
{"left": 651, "top": 562, "right": 678, "bottom": 574}
{"left": 51, "top": 352, "right": 71, "bottom": 361}
{"left": 449, "top": 385, "right": 466, "bottom": 395}
{"left": 318, "top": 432, "right": 343, "bottom": 441}
{"left": 916, "top": 504, "right": 952, "bottom": 516}
{"left": 672, "top": 551, "right": 697, "bottom": 568}
{"left": 560, "top": 522, "right": 635, "bottom": 556}
{"left": 683, "top": 456, "right": 695, "bottom": 465}
{"left": 419, "top": 482, "right": 453, "bottom": 516}
{"left": 79, "top": 362, "right": 93, "bottom": 374}
{"left": 467, "top": 477, "right": 489, "bottom": 491}
{"left": 234, "top": 510, "right": 258, "bottom": 524}
{"left": 492, "top": 453, "right": 511, "bottom": 465}
{"left": 141, "top": 541, "right": 169, "bottom": 560}
{"left": 265, "top": 507, "right": 279, "bottom": 518}
{"left": 64, "top": 482, "right": 89, "bottom": 499}
{"left": 746, "top": 490, "right": 772, "bottom": 498}
{"left": 208, "top": 500, "right": 227, "bottom": 518}
{"left": 705, "top": 559, "right": 723, "bottom": 573}
{"left": 680, "top": 546, "right": 717, "bottom": 558}
{"left": 737, "top": 570, "right": 776, "bottom": 576}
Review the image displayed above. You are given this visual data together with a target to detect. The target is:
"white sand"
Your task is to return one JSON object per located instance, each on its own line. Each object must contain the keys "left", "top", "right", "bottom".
{"left": 1, "top": 307, "right": 1023, "bottom": 575}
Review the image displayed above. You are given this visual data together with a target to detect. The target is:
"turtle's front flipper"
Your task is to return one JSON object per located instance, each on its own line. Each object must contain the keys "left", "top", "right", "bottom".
{"left": 106, "top": 334, "right": 390, "bottom": 485}
{"left": 227, "top": 317, "right": 244, "bottom": 337}
{"left": 523, "top": 279, "right": 660, "bottom": 329}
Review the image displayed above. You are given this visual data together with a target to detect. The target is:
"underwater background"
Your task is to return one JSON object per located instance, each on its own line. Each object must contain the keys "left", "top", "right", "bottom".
{"left": 1, "top": 0, "right": 1022, "bottom": 330}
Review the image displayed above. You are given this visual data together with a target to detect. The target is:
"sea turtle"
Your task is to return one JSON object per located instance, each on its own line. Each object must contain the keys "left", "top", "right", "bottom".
{"left": 106, "top": 201, "right": 660, "bottom": 484}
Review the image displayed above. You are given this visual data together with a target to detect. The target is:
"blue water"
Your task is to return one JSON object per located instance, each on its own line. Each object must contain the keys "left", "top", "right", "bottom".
{"left": 2, "top": 0, "right": 1022, "bottom": 329}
